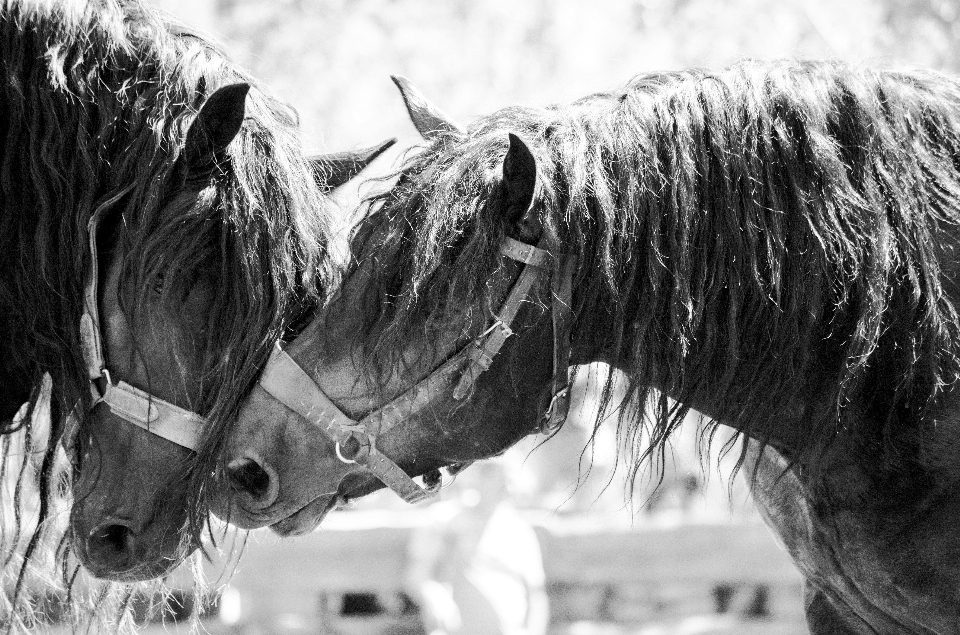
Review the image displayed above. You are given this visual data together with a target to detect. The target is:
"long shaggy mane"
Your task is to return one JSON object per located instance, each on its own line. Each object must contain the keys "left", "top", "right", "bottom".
{"left": 352, "top": 59, "right": 960, "bottom": 493}
{"left": 0, "top": 0, "right": 332, "bottom": 628}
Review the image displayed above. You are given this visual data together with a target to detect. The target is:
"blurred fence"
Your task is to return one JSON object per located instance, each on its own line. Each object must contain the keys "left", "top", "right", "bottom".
{"left": 145, "top": 507, "right": 804, "bottom": 635}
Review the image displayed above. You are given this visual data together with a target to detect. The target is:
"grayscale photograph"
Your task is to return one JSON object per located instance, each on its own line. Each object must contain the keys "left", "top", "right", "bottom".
{"left": 1, "top": 1, "right": 958, "bottom": 633}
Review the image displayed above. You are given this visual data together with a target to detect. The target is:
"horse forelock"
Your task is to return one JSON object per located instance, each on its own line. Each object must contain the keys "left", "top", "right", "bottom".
{"left": 107, "top": 17, "right": 333, "bottom": 552}
{"left": 0, "top": 0, "right": 332, "bottom": 625}
{"left": 353, "top": 59, "right": 960, "bottom": 494}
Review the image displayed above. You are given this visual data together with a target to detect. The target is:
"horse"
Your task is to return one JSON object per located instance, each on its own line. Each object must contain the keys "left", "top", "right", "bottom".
{"left": 214, "top": 61, "right": 960, "bottom": 633}
{"left": 0, "top": 0, "right": 389, "bottom": 604}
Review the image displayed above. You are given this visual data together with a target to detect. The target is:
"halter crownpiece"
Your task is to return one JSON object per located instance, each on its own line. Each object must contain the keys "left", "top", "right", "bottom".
{"left": 65, "top": 186, "right": 206, "bottom": 452}
{"left": 256, "top": 231, "right": 575, "bottom": 503}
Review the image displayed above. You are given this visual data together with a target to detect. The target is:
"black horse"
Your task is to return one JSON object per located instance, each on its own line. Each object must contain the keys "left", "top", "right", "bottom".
{"left": 218, "top": 60, "right": 960, "bottom": 633}
{"left": 0, "top": 0, "right": 388, "bottom": 620}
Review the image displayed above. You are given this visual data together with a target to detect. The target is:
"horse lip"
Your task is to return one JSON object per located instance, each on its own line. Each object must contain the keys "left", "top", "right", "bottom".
{"left": 267, "top": 474, "right": 385, "bottom": 537}
{"left": 84, "top": 556, "right": 182, "bottom": 583}
{"left": 269, "top": 493, "right": 339, "bottom": 537}
{"left": 216, "top": 503, "right": 292, "bottom": 529}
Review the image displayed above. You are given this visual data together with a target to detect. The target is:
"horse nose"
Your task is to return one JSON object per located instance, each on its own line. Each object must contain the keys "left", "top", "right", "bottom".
{"left": 226, "top": 456, "right": 279, "bottom": 511}
{"left": 86, "top": 520, "right": 136, "bottom": 572}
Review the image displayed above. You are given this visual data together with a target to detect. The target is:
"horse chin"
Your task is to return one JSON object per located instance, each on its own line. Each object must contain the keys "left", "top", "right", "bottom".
{"left": 268, "top": 473, "right": 385, "bottom": 537}
{"left": 268, "top": 493, "right": 339, "bottom": 537}
{"left": 86, "top": 554, "right": 186, "bottom": 584}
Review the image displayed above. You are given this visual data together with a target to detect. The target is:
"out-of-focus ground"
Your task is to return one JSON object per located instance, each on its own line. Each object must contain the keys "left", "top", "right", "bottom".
{"left": 137, "top": 509, "right": 808, "bottom": 635}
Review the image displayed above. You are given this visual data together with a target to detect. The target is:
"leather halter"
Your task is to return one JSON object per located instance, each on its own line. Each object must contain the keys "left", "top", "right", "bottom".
{"left": 257, "top": 234, "right": 575, "bottom": 504}
{"left": 64, "top": 187, "right": 206, "bottom": 452}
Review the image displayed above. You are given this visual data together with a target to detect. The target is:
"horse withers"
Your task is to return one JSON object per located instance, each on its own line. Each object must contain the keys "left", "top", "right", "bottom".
{"left": 0, "top": 0, "right": 390, "bottom": 592}
{"left": 216, "top": 62, "right": 960, "bottom": 634}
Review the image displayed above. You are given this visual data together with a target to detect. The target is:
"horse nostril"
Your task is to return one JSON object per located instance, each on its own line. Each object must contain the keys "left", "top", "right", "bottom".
{"left": 86, "top": 522, "right": 135, "bottom": 571}
{"left": 227, "top": 457, "right": 278, "bottom": 509}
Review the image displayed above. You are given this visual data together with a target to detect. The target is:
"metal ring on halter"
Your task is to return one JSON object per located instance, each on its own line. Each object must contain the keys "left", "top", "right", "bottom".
{"left": 335, "top": 441, "right": 359, "bottom": 464}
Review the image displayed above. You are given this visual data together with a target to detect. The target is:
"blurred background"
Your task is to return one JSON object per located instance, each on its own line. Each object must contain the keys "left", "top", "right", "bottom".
{"left": 156, "top": 0, "right": 960, "bottom": 153}
{"left": 27, "top": 1, "right": 960, "bottom": 634}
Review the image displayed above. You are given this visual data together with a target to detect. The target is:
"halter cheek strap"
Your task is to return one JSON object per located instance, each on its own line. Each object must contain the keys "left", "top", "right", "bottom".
{"left": 545, "top": 246, "right": 575, "bottom": 432}
{"left": 453, "top": 236, "right": 574, "bottom": 434}
{"left": 63, "top": 187, "right": 206, "bottom": 452}
{"left": 451, "top": 237, "right": 550, "bottom": 400}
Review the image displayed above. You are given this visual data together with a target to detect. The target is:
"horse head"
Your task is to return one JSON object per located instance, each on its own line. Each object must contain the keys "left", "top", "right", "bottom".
{"left": 68, "top": 81, "right": 392, "bottom": 581}
{"left": 207, "top": 78, "right": 568, "bottom": 533}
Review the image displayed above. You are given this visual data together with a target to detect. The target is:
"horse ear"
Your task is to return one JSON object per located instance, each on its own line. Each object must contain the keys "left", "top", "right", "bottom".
{"left": 501, "top": 133, "right": 540, "bottom": 232}
{"left": 182, "top": 83, "right": 250, "bottom": 182}
{"left": 310, "top": 138, "right": 397, "bottom": 193}
{"left": 390, "top": 75, "right": 466, "bottom": 140}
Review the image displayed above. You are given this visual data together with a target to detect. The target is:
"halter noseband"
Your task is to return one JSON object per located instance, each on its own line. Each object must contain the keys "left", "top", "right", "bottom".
{"left": 64, "top": 187, "right": 205, "bottom": 452}
{"left": 257, "top": 233, "right": 575, "bottom": 504}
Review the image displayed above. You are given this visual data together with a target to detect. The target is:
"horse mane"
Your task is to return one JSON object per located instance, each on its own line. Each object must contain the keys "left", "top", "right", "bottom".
{"left": 353, "top": 59, "right": 960, "bottom": 491}
{"left": 0, "top": 0, "right": 332, "bottom": 628}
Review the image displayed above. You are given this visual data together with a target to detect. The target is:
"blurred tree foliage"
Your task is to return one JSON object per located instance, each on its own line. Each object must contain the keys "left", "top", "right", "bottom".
{"left": 150, "top": 0, "right": 960, "bottom": 150}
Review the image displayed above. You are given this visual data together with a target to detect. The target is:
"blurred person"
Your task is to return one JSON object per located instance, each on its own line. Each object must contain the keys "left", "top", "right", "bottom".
{"left": 404, "top": 460, "right": 549, "bottom": 635}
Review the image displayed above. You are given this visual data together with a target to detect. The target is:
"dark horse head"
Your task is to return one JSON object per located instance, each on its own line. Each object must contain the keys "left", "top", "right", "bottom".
{"left": 0, "top": 0, "right": 388, "bottom": 587}
{"left": 219, "top": 62, "right": 960, "bottom": 633}
{"left": 207, "top": 78, "right": 561, "bottom": 534}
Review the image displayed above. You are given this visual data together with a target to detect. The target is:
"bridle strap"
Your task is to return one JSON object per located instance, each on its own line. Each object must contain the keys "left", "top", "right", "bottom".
{"left": 98, "top": 376, "right": 204, "bottom": 450}
{"left": 457, "top": 234, "right": 574, "bottom": 432}
{"left": 79, "top": 187, "right": 132, "bottom": 380}
{"left": 452, "top": 236, "right": 551, "bottom": 400}
{"left": 543, "top": 250, "right": 576, "bottom": 432}
{"left": 256, "top": 234, "right": 573, "bottom": 504}
{"left": 68, "top": 186, "right": 206, "bottom": 452}
{"left": 259, "top": 344, "right": 438, "bottom": 503}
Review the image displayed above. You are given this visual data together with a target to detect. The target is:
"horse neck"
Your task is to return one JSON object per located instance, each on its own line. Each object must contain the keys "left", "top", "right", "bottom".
{"left": 564, "top": 229, "right": 838, "bottom": 459}
{"left": 547, "top": 63, "right": 960, "bottom": 473}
